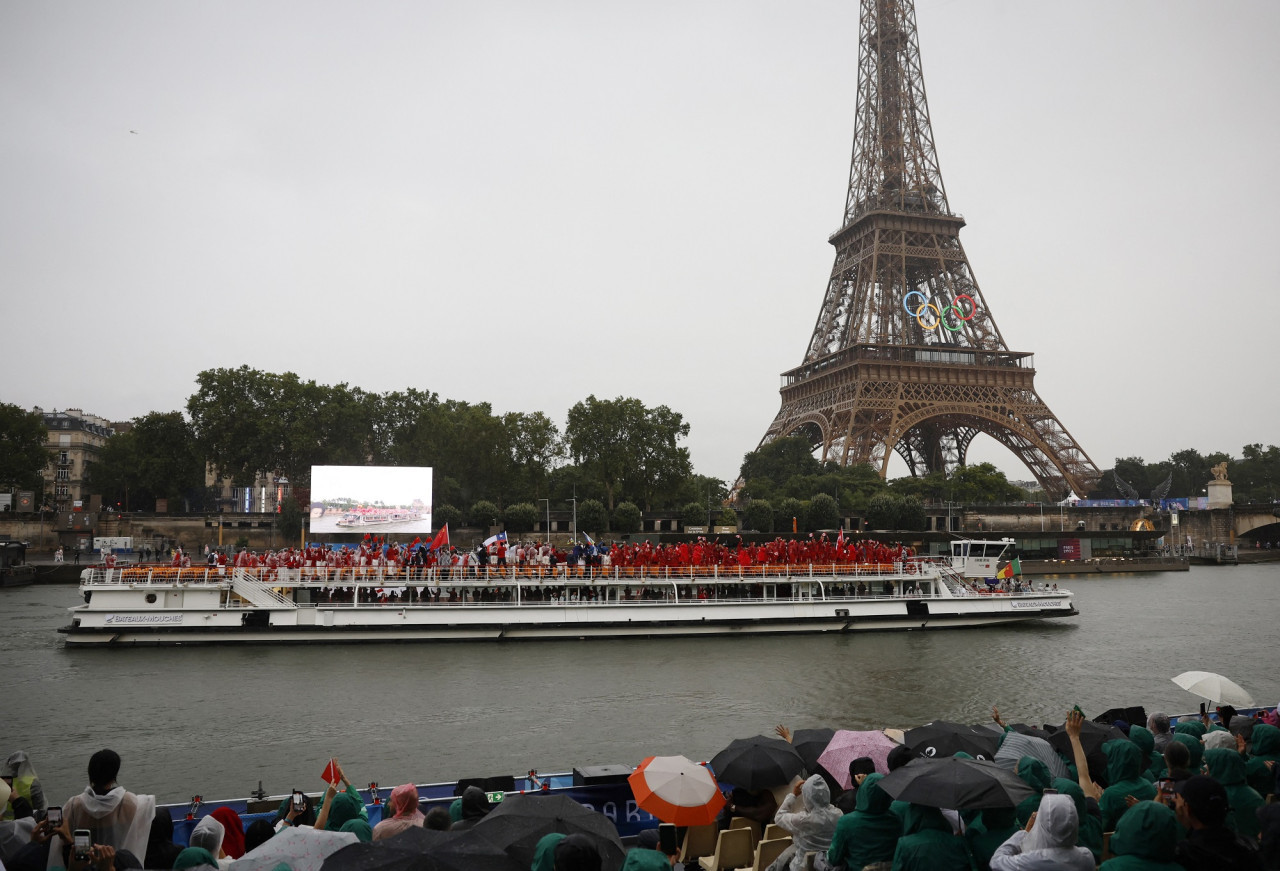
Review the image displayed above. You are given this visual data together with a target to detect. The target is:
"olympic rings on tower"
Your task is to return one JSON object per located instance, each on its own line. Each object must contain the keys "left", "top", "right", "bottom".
{"left": 903, "top": 291, "right": 977, "bottom": 332}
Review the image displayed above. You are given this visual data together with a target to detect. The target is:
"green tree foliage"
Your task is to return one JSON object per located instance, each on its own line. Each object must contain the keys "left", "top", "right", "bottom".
{"left": 503, "top": 502, "right": 539, "bottom": 533}
{"left": 717, "top": 507, "right": 738, "bottom": 528}
{"left": 866, "top": 493, "right": 926, "bottom": 531}
{"left": 433, "top": 504, "right": 462, "bottom": 530}
{"left": 469, "top": 499, "right": 501, "bottom": 529}
{"left": 889, "top": 463, "right": 1026, "bottom": 504}
{"left": 612, "top": 501, "right": 642, "bottom": 534}
{"left": 774, "top": 497, "right": 804, "bottom": 534}
{"left": 740, "top": 499, "right": 774, "bottom": 533}
{"left": 576, "top": 498, "right": 607, "bottom": 537}
{"left": 132, "top": 412, "right": 205, "bottom": 507}
{"left": 1092, "top": 446, "right": 1278, "bottom": 504}
{"left": 0, "top": 404, "right": 49, "bottom": 492}
{"left": 566, "top": 395, "right": 691, "bottom": 511}
{"left": 277, "top": 494, "right": 304, "bottom": 542}
{"left": 88, "top": 430, "right": 141, "bottom": 511}
{"left": 808, "top": 492, "right": 840, "bottom": 530}
{"left": 503, "top": 411, "right": 565, "bottom": 500}
{"left": 680, "top": 502, "right": 707, "bottom": 528}
{"left": 740, "top": 436, "right": 821, "bottom": 486}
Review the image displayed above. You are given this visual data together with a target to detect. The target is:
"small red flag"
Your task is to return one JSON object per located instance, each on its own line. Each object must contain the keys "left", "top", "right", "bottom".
{"left": 321, "top": 758, "right": 340, "bottom": 785}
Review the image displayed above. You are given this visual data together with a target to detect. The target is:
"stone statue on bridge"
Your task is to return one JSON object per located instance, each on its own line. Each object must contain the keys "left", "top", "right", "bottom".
{"left": 1211, "top": 462, "right": 1230, "bottom": 482}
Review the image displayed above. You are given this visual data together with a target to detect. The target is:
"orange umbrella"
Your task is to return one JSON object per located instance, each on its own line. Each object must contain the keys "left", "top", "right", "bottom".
{"left": 628, "top": 755, "right": 726, "bottom": 826}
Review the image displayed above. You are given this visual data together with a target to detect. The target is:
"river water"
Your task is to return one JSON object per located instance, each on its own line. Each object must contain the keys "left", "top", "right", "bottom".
{"left": 3, "top": 564, "right": 1277, "bottom": 805}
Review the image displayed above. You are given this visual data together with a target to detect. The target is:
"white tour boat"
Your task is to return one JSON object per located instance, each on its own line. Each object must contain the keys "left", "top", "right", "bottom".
{"left": 59, "top": 540, "right": 1076, "bottom": 647}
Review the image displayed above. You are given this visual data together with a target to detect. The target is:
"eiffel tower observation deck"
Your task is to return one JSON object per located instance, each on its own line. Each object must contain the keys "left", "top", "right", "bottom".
{"left": 757, "top": 0, "right": 1100, "bottom": 500}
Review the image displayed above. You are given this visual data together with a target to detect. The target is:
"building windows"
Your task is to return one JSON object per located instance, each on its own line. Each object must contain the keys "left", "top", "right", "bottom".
{"left": 56, "top": 469, "right": 70, "bottom": 481}
{"left": 59, "top": 434, "right": 71, "bottom": 447}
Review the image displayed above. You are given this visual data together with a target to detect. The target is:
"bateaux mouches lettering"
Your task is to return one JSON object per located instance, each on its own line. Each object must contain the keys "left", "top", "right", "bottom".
{"left": 105, "top": 614, "right": 183, "bottom": 625}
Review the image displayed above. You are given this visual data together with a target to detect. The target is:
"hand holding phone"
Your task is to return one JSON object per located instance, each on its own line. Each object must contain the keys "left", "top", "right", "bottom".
{"left": 73, "top": 830, "right": 92, "bottom": 862}
{"left": 48, "top": 807, "right": 63, "bottom": 827}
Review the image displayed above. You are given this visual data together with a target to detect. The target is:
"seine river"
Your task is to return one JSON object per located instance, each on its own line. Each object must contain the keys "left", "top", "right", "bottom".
{"left": 4, "top": 564, "right": 1277, "bottom": 805}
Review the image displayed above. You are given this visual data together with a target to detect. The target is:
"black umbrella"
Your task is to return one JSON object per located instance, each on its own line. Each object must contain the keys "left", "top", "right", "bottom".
{"left": 320, "top": 832, "right": 522, "bottom": 871}
{"left": 470, "top": 794, "right": 626, "bottom": 871}
{"left": 903, "top": 721, "right": 1000, "bottom": 760}
{"left": 1009, "top": 723, "right": 1055, "bottom": 742}
{"left": 791, "top": 728, "right": 837, "bottom": 773}
{"left": 710, "top": 736, "right": 806, "bottom": 790}
{"left": 877, "top": 756, "right": 1036, "bottom": 810}
{"left": 1045, "top": 719, "right": 1127, "bottom": 757}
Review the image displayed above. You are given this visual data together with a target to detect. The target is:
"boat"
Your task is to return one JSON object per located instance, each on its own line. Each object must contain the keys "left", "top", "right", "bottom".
{"left": 58, "top": 539, "right": 1077, "bottom": 646}
{"left": 334, "top": 510, "right": 420, "bottom": 528}
{"left": 1, "top": 541, "right": 37, "bottom": 588}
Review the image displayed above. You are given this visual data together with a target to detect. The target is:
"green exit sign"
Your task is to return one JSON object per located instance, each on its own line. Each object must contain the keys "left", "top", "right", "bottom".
{"left": 486, "top": 791, "right": 505, "bottom": 804}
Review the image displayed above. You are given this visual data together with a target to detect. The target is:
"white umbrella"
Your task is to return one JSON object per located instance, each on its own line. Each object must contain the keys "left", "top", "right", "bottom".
{"left": 1171, "top": 670, "right": 1255, "bottom": 707}
{"left": 230, "top": 827, "right": 358, "bottom": 871}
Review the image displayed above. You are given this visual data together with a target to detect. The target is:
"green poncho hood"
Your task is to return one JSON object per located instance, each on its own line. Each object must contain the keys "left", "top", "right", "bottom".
{"left": 1174, "top": 720, "right": 1206, "bottom": 739}
{"left": 854, "top": 772, "right": 893, "bottom": 815}
{"left": 1103, "top": 739, "right": 1144, "bottom": 784}
{"left": 339, "top": 819, "right": 372, "bottom": 843}
{"left": 902, "top": 803, "right": 952, "bottom": 836}
{"left": 1109, "top": 801, "right": 1179, "bottom": 862}
{"left": 1204, "top": 747, "right": 1246, "bottom": 785}
{"left": 531, "top": 833, "right": 566, "bottom": 871}
{"left": 1016, "top": 755, "right": 1051, "bottom": 791}
{"left": 1251, "top": 723, "right": 1280, "bottom": 760}
{"left": 173, "top": 847, "right": 218, "bottom": 871}
{"left": 326, "top": 791, "right": 364, "bottom": 830}
{"left": 621, "top": 849, "right": 671, "bottom": 871}
{"left": 1171, "top": 733, "right": 1204, "bottom": 770}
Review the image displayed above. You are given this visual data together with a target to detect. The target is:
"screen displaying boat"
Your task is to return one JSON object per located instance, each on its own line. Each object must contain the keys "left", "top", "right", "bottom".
{"left": 59, "top": 540, "right": 1076, "bottom": 647}
{"left": 309, "top": 465, "right": 432, "bottom": 534}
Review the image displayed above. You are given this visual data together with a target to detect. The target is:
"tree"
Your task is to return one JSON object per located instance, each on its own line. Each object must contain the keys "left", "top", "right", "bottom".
{"left": 612, "top": 501, "right": 642, "bottom": 535}
{"left": 741, "top": 499, "right": 774, "bottom": 533}
{"left": 504, "top": 411, "right": 565, "bottom": 500}
{"left": 434, "top": 504, "right": 462, "bottom": 530}
{"left": 808, "top": 492, "right": 840, "bottom": 530}
{"left": 576, "top": 499, "right": 607, "bottom": 537}
{"left": 774, "top": 497, "right": 804, "bottom": 534}
{"left": 717, "top": 507, "right": 738, "bottom": 528}
{"left": 680, "top": 502, "right": 706, "bottom": 528}
{"left": 131, "top": 412, "right": 204, "bottom": 508}
{"left": 0, "top": 404, "right": 49, "bottom": 492}
{"left": 866, "top": 493, "right": 926, "bottom": 531}
{"left": 87, "top": 430, "right": 141, "bottom": 511}
{"left": 740, "top": 436, "right": 822, "bottom": 487}
{"left": 470, "top": 500, "right": 501, "bottom": 529}
{"left": 566, "top": 395, "right": 691, "bottom": 511}
{"left": 503, "top": 502, "right": 539, "bottom": 533}
{"left": 277, "top": 494, "right": 304, "bottom": 542}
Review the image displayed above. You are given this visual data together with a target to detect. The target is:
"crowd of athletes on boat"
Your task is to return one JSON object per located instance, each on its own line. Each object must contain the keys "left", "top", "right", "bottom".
{"left": 3, "top": 703, "right": 1279, "bottom": 871}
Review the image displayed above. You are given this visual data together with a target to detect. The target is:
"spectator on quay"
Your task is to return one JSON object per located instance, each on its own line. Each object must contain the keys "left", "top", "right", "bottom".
{"left": 769, "top": 774, "right": 841, "bottom": 871}
{"left": 1128, "top": 726, "right": 1164, "bottom": 781}
{"left": 1148, "top": 714, "right": 1174, "bottom": 753}
{"left": 1258, "top": 803, "right": 1280, "bottom": 870}
{"left": 826, "top": 773, "right": 900, "bottom": 871}
{"left": 142, "top": 811, "right": 181, "bottom": 871}
{"left": 448, "top": 787, "right": 491, "bottom": 832}
{"left": 832, "top": 758, "right": 877, "bottom": 814}
{"left": 172, "top": 846, "right": 218, "bottom": 871}
{"left": 207, "top": 809, "right": 244, "bottom": 860}
{"left": 1171, "top": 775, "right": 1262, "bottom": 871}
{"left": 717, "top": 786, "right": 777, "bottom": 831}
{"left": 1100, "top": 741, "right": 1158, "bottom": 831}
{"left": 1162, "top": 741, "right": 1194, "bottom": 785}
{"left": 531, "top": 833, "right": 565, "bottom": 871}
{"left": 891, "top": 803, "right": 974, "bottom": 871}
{"left": 5, "top": 752, "right": 46, "bottom": 818}
{"left": 1246, "top": 723, "right": 1280, "bottom": 798}
{"left": 0, "top": 784, "right": 36, "bottom": 866}
{"left": 372, "top": 785, "right": 424, "bottom": 841}
{"left": 966, "top": 806, "right": 1019, "bottom": 871}
{"left": 621, "top": 830, "right": 670, "bottom": 871}
{"left": 1013, "top": 757, "right": 1053, "bottom": 827}
{"left": 313, "top": 763, "right": 368, "bottom": 832}
{"left": 1100, "top": 801, "right": 1182, "bottom": 871}
{"left": 186, "top": 816, "right": 228, "bottom": 869}
{"left": 423, "top": 807, "right": 452, "bottom": 831}
{"left": 52, "top": 750, "right": 155, "bottom": 869}
{"left": 554, "top": 834, "right": 603, "bottom": 871}
{"left": 988, "top": 795, "right": 1094, "bottom": 871}
{"left": 1203, "top": 748, "right": 1264, "bottom": 840}
{"left": 338, "top": 819, "right": 372, "bottom": 843}
{"left": 273, "top": 793, "right": 315, "bottom": 831}
{"left": 1051, "top": 778, "right": 1103, "bottom": 864}
{"left": 1171, "top": 734, "right": 1205, "bottom": 774}
{"left": 241, "top": 820, "right": 274, "bottom": 856}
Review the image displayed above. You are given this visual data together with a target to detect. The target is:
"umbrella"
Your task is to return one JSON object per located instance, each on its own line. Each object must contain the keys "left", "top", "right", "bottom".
{"left": 790, "top": 728, "right": 836, "bottom": 773}
{"left": 471, "top": 794, "right": 625, "bottom": 871}
{"left": 1045, "top": 720, "right": 1127, "bottom": 758}
{"left": 628, "top": 755, "right": 725, "bottom": 826}
{"left": 816, "top": 730, "right": 898, "bottom": 789}
{"left": 903, "top": 721, "right": 1000, "bottom": 761}
{"left": 231, "top": 827, "right": 358, "bottom": 871}
{"left": 710, "top": 736, "right": 805, "bottom": 790}
{"left": 322, "top": 829, "right": 521, "bottom": 871}
{"left": 877, "top": 756, "right": 1036, "bottom": 810}
{"left": 1172, "top": 671, "right": 1256, "bottom": 707}
{"left": 992, "top": 732, "right": 1069, "bottom": 780}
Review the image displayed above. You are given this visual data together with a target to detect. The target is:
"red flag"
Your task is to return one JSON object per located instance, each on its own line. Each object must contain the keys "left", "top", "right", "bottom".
{"left": 429, "top": 524, "right": 449, "bottom": 551}
{"left": 837, "top": 527, "right": 845, "bottom": 550}
{"left": 321, "top": 758, "right": 340, "bottom": 785}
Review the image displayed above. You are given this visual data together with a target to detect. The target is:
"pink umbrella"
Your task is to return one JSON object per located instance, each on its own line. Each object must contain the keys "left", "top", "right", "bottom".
{"left": 816, "top": 730, "right": 899, "bottom": 789}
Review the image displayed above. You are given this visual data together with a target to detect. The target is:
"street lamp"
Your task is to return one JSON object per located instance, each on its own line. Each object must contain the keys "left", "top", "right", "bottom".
{"left": 538, "top": 498, "right": 549, "bottom": 540}
{"left": 569, "top": 497, "right": 577, "bottom": 541}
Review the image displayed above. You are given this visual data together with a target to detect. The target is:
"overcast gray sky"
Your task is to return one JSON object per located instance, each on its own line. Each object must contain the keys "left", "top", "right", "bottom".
{"left": 3, "top": 0, "right": 1277, "bottom": 489}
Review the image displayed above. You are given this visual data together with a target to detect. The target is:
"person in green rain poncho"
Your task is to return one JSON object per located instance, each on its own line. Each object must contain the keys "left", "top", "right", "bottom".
{"left": 1246, "top": 722, "right": 1280, "bottom": 797}
{"left": 1099, "top": 741, "right": 1157, "bottom": 832}
{"left": 313, "top": 763, "right": 369, "bottom": 832}
{"left": 827, "top": 773, "right": 901, "bottom": 871}
{"left": 1013, "top": 757, "right": 1051, "bottom": 827}
{"left": 1171, "top": 733, "right": 1204, "bottom": 773}
{"left": 531, "top": 833, "right": 565, "bottom": 871}
{"left": 1203, "top": 747, "right": 1264, "bottom": 839}
{"left": 964, "top": 805, "right": 1018, "bottom": 871}
{"left": 891, "top": 803, "right": 974, "bottom": 871}
{"left": 1100, "top": 801, "right": 1182, "bottom": 871}
{"left": 1126, "top": 726, "right": 1164, "bottom": 782}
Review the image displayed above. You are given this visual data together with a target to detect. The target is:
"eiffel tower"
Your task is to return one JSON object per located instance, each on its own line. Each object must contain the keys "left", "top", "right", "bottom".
{"left": 756, "top": 0, "right": 1100, "bottom": 499}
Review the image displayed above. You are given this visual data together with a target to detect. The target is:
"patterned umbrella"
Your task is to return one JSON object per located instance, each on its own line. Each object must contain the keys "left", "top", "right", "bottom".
{"left": 816, "top": 730, "right": 898, "bottom": 789}
{"left": 903, "top": 721, "right": 1000, "bottom": 760}
{"left": 231, "top": 827, "right": 358, "bottom": 871}
{"left": 628, "top": 755, "right": 725, "bottom": 826}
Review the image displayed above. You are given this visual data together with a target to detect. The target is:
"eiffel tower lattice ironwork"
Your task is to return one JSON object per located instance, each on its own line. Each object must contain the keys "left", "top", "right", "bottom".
{"left": 756, "top": 0, "right": 1100, "bottom": 499}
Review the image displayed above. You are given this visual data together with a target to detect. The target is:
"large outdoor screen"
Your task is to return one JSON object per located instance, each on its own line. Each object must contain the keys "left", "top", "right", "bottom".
{"left": 309, "top": 465, "right": 433, "bottom": 535}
